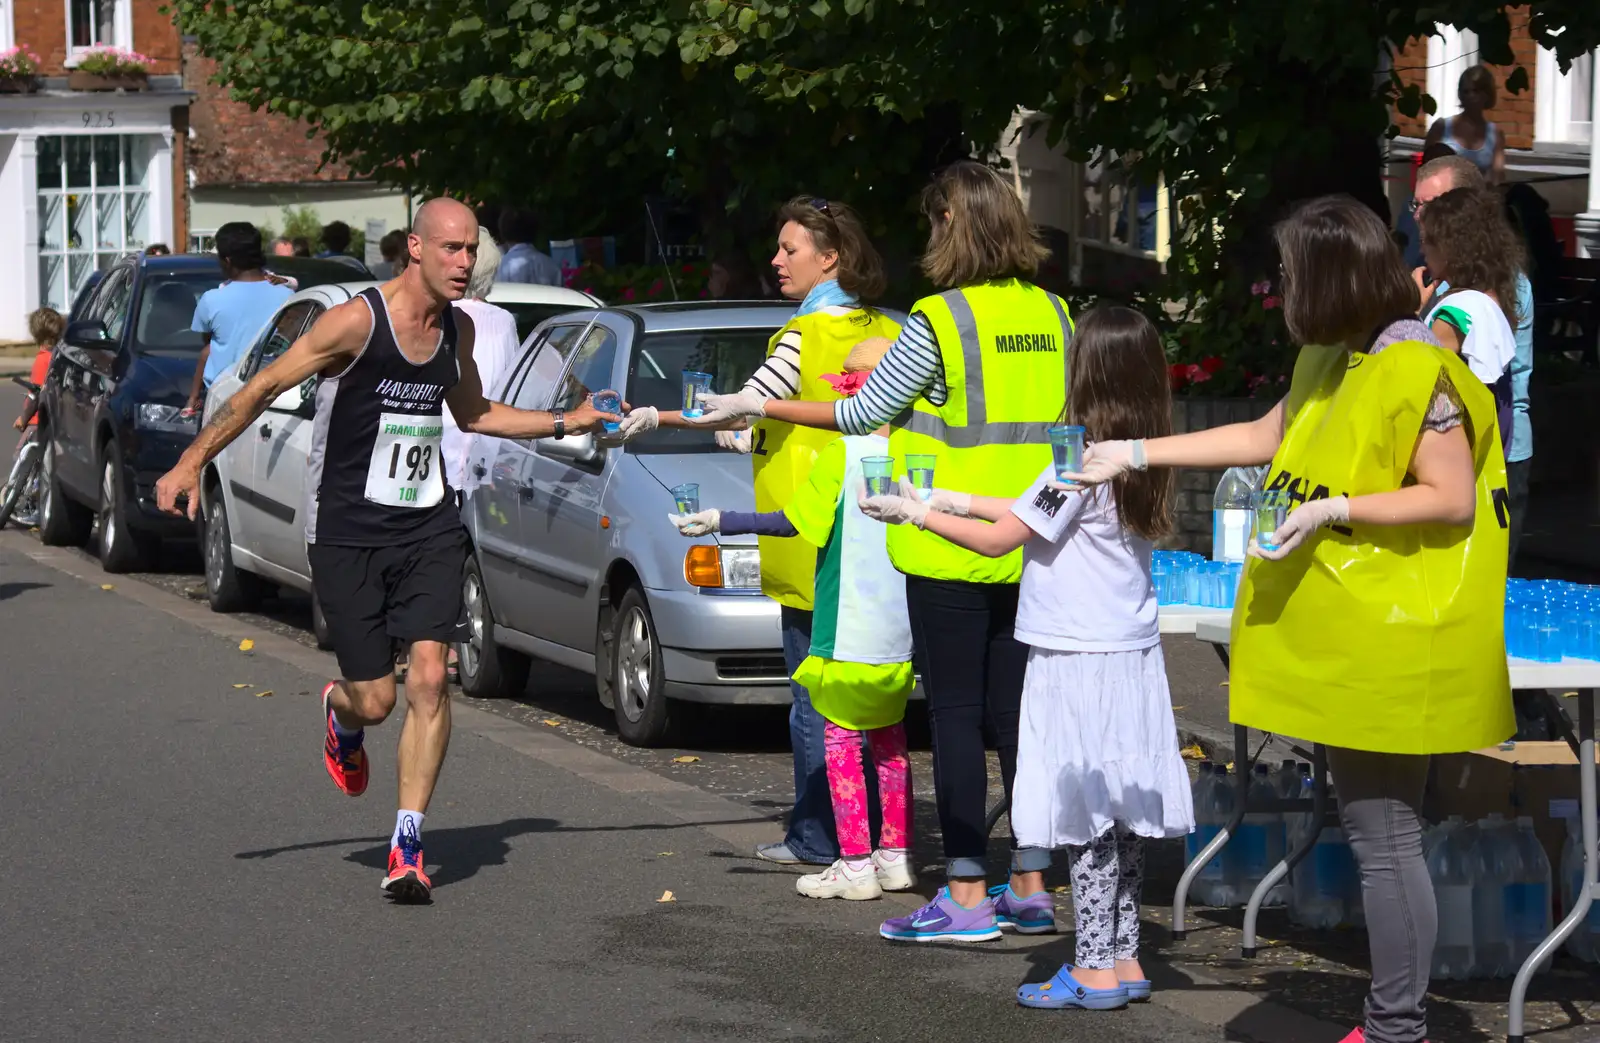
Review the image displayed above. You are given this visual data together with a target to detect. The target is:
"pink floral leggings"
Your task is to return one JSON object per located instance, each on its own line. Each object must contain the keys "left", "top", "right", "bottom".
{"left": 824, "top": 720, "right": 911, "bottom": 858}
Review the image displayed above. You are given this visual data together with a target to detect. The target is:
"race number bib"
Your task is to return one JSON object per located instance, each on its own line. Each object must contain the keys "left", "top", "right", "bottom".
{"left": 364, "top": 411, "right": 445, "bottom": 508}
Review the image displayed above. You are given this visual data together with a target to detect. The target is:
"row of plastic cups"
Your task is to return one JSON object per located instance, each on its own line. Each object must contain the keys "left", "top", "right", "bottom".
{"left": 1151, "top": 559, "right": 1245, "bottom": 608}
{"left": 1506, "top": 601, "right": 1600, "bottom": 662}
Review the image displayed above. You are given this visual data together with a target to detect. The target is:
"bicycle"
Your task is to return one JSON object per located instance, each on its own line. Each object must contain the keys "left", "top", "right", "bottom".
{"left": 0, "top": 377, "right": 46, "bottom": 531}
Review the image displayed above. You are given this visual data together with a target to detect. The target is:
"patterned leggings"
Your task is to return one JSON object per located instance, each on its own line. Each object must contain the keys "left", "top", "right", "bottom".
{"left": 823, "top": 720, "right": 911, "bottom": 858}
{"left": 1067, "top": 826, "right": 1146, "bottom": 970}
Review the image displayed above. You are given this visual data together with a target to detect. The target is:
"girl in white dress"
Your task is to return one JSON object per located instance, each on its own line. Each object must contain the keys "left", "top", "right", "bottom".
{"left": 860, "top": 305, "right": 1194, "bottom": 1011}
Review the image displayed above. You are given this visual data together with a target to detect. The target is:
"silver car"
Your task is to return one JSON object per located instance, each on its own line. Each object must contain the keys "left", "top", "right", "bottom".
{"left": 458, "top": 302, "right": 802, "bottom": 746}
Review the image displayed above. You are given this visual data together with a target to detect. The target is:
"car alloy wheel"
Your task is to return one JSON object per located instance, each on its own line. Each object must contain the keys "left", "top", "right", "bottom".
{"left": 461, "top": 567, "right": 486, "bottom": 683}
{"left": 616, "top": 603, "right": 653, "bottom": 724}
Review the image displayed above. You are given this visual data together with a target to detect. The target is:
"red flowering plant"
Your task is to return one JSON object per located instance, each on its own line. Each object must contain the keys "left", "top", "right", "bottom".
{"left": 1130, "top": 274, "right": 1295, "bottom": 399}
{"left": 560, "top": 260, "right": 711, "bottom": 303}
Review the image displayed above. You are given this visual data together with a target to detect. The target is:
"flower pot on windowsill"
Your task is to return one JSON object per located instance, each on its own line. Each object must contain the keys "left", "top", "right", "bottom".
{"left": 67, "top": 70, "right": 148, "bottom": 92}
{"left": 0, "top": 76, "right": 37, "bottom": 94}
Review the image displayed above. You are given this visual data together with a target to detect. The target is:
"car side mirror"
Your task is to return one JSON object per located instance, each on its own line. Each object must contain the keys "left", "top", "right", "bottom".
{"left": 65, "top": 319, "right": 110, "bottom": 346}
{"left": 536, "top": 431, "right": 601, "bottom": 466}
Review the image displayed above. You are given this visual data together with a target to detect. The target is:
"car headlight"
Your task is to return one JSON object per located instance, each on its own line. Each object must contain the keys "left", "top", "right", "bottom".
{"left": 719, "top": 547, "right": 761, "bottom": 589}
{"left": 684, "top": 545, "right": 762, "bottom": 589}
{"left": 136, "top": 403, "right": 198, "bottom": 434}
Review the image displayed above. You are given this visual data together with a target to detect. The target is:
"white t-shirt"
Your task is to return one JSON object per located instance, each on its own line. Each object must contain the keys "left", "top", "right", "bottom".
{"left": 1010, "top": 464, "right": 1159, "bottom": 652}
{"left": 442, "top": 299, "right": 521, "bottom": 492}
{"left": 1424, "top": 288, "right": 1515, "bottom": 387}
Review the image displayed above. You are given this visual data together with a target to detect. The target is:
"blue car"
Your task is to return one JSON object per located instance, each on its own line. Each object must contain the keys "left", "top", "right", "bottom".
{"left": 35, "top": 252, "right": 363, "bottom": 573}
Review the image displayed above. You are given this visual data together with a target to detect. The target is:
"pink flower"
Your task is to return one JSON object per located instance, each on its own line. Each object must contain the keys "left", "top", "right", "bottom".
{"left": 1185, "top": 363, "right": 1213, "bottom": 384}
{"left": 820, "top": 372, "right": 870, "bottom": 396}
{"left": 1261, "top": 296, "right": 1281, "bottom": 310}
{"left": 1250, "top": 280, "right": 1270, "bottom": 296}
{"left": 623, "top": 286, "right": 636, "bottom": 301}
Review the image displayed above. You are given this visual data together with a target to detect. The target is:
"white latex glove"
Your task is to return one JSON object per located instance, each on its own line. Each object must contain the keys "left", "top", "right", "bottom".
{"left": 714, "top": 428, "right": 753, "bottom": 454}
{"left": 614, "top": 405, "right": 659, "bottom": 441}
{"left": 924, "top": 486, "right": 971, "bottom": 517}
{"left": 857, "top": 480, "right": 931, "bottom": 528}
{"left": 669, "top": 509, "right": 721, "bottom": 537}
{"left": 691, "top": 389, "right": 766, "bottom": 426}
{"left": 1248, "top": 495, "right": 1349, "bottom": 560}
{"left": 1063, "top": 439, "right": 1147, "bottom": 486}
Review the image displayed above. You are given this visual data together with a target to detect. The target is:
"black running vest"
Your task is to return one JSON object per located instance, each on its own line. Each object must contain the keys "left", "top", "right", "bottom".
{"left": 304, "top": 287, "right": 461, "bottom": 546}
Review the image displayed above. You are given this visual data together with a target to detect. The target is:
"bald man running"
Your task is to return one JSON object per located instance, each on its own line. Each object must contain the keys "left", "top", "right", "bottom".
{"left": 156, "top": 198, "right": 619, "bottom": 902}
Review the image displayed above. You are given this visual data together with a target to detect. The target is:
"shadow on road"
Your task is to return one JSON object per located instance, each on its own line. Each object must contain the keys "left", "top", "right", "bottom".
{"left": 0, "top": 580, "right": 49, "bottom": 601}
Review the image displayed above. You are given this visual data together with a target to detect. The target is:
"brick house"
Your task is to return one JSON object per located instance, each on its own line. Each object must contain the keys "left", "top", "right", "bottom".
{"left": 1388, "top": 10, "right": 1599, "bottom": 253}
{"left": 0, "top": 0, "right": 190, "bottom": 338}
{"left": 182, "top": 39, "right": 409, "bottom": 258}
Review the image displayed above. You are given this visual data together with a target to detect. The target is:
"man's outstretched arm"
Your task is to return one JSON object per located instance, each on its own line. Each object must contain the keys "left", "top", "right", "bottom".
{"left": 444, "top": 311, "right": 619, "bottom": 439}
{"left": 155, "top": 300, "right": 369, "bottom": 518}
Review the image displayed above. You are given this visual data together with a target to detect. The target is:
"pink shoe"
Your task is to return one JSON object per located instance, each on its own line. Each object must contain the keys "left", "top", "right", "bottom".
{"left": 1337, "top": 1029, "right": 1429, "bottom": 1043}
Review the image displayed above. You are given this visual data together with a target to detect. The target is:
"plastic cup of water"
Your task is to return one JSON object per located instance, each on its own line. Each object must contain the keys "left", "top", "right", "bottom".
{"left": 593, "top": 389, "right": 622, "bottom": 433}
{"left": 905, "top": 454, "right": 936, "bottom": 501}
{"left": 681, "top": 370, "right": 713, "bottom": 419}
{"left": 671, "top": 483, "right": 700, "bottom": 515}
{"left": 1048, "top": 425, "right": 1086, "bottom": 483}
{"left": 862, "top": 456, "right": 895, "bottom": 497}
{"left": 1252, "top": 489, "right": 1289, "bottom": 551}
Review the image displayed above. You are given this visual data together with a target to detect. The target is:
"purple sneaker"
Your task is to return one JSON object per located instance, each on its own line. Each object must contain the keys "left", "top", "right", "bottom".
{"left": 879, "top": 887, "right": 1001, "bottom": 943}
{"left": 990, "top": 884, "right": 1057, "bottom": 934}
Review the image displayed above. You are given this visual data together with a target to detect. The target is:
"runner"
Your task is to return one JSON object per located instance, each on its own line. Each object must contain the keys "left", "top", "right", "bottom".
{"left": 154, "top": 197, "right": 620, "bottom": 902}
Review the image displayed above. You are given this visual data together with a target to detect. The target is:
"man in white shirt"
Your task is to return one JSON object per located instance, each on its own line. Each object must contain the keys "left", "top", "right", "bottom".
{"left": 443, "top": 232, "right": 521, "bottom": 494}
{"left": 496, "top": 208, "right": 564, "bottom": 287}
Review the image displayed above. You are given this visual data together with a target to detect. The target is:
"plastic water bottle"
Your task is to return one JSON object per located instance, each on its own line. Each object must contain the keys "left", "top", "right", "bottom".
{"left": 1429, "top": 820, "right": 1478, "bottom": 980}
{"left": 1562, "top": 815, "right": 1600, "bottom": 963}
{"left": 1212, "top": 467, "right": 1259, "bottom": 563}
{"left": 1471, "top": 815, "right": 1516, "bottom": 978}
{"left": 1505, "top": 816, "right": 1552, "bottom": 972}
{"left": 1291, "top": 824, "right": 1350, "bottom": 929}
{"left": 1424, "top": 815, "right": 1465, "bottom": 861}
{"left": 1234, "top": 764, "right": 1287, "bottom": 906}
{"left": 1275, "top": 758, "right": 1299, "bottom": 799}
{"left": 1202, "top": 765, "right": 1240, "bottom": 906}
{"left": 1186, "top": 763, "right": 1217, "bottom": 890}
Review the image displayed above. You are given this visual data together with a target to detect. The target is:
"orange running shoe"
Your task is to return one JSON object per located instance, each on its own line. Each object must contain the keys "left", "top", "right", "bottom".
{"left": 383, "top": 820, "right": 432, "bottom": 903}
{"left": 321, "top": 681, "right": 369, "bottom": 797}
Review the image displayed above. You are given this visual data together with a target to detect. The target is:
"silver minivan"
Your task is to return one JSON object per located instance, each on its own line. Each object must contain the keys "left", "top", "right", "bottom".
{"left": 459, "top": 301, "right": 803, "bottom": 745}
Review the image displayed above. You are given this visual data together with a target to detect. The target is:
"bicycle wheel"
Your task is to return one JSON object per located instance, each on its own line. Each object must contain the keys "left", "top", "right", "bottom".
{"left": 0, "top": 436, "right": 43, "bottom": 530}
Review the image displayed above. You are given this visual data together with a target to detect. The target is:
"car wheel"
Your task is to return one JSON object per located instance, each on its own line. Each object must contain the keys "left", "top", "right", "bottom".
{"left": 97, "top": 451, "right": 159, "bottom": 574}
{"left": 202, "top": 486, "right": 261, "bottom": 612}
{"left": 37, "top": 430, "right": 92, "bottom": 548}
{"left": 310, "top": 588, "right": 335, "bottom": 651}
{"left": 611, "top": 586, "right": 675, "bottom": 747}
{"left": 455, "top": 553, "right": 530, "bottom": 698}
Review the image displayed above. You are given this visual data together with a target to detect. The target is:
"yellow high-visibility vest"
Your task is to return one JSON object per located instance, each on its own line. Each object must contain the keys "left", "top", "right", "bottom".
{"left": 751, "top": 306, "right": 902, "bottom": 609}
{"left": 886, "top": 280, "right": 1073, "bottom": 583}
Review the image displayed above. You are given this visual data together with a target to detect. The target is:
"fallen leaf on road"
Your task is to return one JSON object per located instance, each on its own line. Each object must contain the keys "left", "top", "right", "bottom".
{"left": 672, "top": 755, "right": 700, "bottom": 764}
{"left": 1172, "top": 705, "right": 1186, "bottom": 711}
{"left": 233, "top": 683, "right": 252, "bottom": 689}
{"left": 1051, "top": 885, "right": 1070, "bottom": 893}
{"left": 541, "top": 719, "right": 561, "bottom": 727}
{"left": 254, "top": 690, "right": 273, "bottom": 698}
{"left": 1219, "top": 680, "right": 1229, "bottom": 686}
{"left": 100, "top": 584, "right": 114, "bottom": 591}
{"left": 239, "top": 639, "right": 255, "bottom": 652}
{"left": 1180, "top": 744, "right": 1206, "bottom": 760}
{"left": 657, "top": 890, "right": 676, "bottom": 903}
{"left": 658, "top": 852, "right": 675, "bottom": 857}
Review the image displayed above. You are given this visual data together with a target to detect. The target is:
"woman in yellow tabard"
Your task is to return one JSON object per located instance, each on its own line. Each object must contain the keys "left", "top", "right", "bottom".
{"left": 652, "top": 197, "right": 900, "bottom": 865}
{"left": 1072, "top": 196, "right": 1511, "bottom": 1043}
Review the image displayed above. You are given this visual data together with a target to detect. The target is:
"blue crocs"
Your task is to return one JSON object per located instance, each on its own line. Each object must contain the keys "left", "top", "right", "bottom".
{"left": 1017, "top": 965, "right": 1130, "bottom": 1010}
{"left": 1121, "top": 979, "right": 1152, "bottom": 1002}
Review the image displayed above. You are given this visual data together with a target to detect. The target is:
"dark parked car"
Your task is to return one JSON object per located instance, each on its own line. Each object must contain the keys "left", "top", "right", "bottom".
{"left": 35, "top": 252, "right": 365, "bottom": 573}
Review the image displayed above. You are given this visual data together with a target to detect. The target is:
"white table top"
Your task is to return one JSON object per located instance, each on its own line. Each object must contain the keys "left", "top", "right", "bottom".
{"left": 1192, "top": 617, "right": 1600, "bottom": 690}
{"left": 1157, "top": 605, "right": 1232, "bottom": 635}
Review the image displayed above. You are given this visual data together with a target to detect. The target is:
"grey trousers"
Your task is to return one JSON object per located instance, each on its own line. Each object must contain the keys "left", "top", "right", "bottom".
{"left": 1327, "top": 748, "right": 1435, "bottom": 1043}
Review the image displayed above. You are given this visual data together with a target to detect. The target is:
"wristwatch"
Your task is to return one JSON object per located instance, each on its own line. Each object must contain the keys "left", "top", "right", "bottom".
{"left": 552, "top": 410, "right": 566, "bottom": 440}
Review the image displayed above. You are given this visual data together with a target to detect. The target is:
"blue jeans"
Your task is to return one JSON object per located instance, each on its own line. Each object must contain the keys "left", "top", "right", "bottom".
{"left": 781, "top": 607, "right": 838, "bottom": 862}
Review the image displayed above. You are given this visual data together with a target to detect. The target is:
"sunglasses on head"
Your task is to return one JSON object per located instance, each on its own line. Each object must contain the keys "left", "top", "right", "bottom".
{"left": 809, "top": 197, "right": 832, "bottom": 216}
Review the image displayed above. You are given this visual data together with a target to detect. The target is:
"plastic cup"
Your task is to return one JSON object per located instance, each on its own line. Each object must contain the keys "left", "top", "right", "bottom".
{"left": 1048, "top": 425, "right": 1086, "bottom": 484}
{"left": 593, "top": 389, "right": 621, "bottom": 433}
{"left": 1253, "top": 489, "right": 1290, "bottom": 552}
{"left": 671, "top": 483, "right": 700, "bottom": 515}
{"left": 862, "top": 456, "right": 895, "bottom": 497}
{"left": 905, "top": 454, "right": 936, "bottom": 502}
{"left": 681, "top": 370, "right": 713, "bottom": 419}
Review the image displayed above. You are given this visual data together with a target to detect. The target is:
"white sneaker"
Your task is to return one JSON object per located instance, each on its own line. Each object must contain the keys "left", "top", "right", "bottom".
{"left": 796, "top": 858, "right": 883, "bottom": 900}
{"left": 872, "top": 849, "right": 917, "bottom": 892}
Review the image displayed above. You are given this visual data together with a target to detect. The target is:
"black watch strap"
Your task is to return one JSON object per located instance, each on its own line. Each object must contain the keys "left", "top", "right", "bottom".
{"left": 552, "top": 410, "right": 566, "bottom": 439}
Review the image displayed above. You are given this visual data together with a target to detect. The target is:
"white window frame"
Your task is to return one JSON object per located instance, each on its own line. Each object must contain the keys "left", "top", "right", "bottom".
{"left": 34, "top": 132, "right": 158, "bottom": 313}
{"left": 63, "top": 0, "right": 134, "bottom": 65}
{"left": 0, "top": 1, "right": 15, "bottom": 51}
{"left": 1426, "top": 25, "right": 1480, "bottom": 125}
{"left": 1536, "top": 45, "right": 1594, "bottom": 145}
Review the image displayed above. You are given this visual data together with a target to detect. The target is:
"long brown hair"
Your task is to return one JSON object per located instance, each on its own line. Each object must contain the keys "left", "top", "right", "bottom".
{"left": 1060, "top": 306, "right": 1174, "bottom": 541}
{"left": 775, "top": 196, "right": 886, "bottom": 302}
{"left": 1274, "top": 195, "right": 1418, "bottom": 347}
{"left": 919, "top": 161, "right": 1049, "bottom": 288}
{"left": 1420, "top": 186, "right": 1527, "bottom": 327}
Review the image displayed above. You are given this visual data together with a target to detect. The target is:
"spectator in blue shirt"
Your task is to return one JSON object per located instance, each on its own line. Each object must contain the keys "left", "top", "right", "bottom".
{"left": 184, "top": 222, "right": 293, "bottom": 415}
{"left": 496, "top": 208, "right": 564, "bottom": 286}
{"left": 316, "top": 220, "right": 354, "bottom": 259}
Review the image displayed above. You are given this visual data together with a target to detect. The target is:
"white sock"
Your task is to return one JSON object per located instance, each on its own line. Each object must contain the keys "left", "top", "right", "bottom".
{"left": 327, "top": 686, "right": 362, "bottom": 738}
{"left": 843, "top": 855, "right": 873, "bottom": 871}
{"left": 875, "top": 848, "right": 907, "bottom": 863}
{"left": 392, "top": 810, "right": 424, "bottom": 849}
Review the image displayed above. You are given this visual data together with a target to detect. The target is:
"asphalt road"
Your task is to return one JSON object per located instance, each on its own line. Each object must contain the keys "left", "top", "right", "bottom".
{"left": 0, "top": 542, "right": 1259, "bottom": 1043}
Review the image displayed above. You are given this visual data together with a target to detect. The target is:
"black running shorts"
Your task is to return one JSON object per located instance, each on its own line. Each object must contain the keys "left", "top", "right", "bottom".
{"left": 308, "top": 527, "right": 470, "bottom": 682}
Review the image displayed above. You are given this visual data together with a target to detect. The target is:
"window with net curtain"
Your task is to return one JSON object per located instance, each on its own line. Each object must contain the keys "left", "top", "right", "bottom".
{"left": 36, "top": 135, "right": 153, "bottom": 312}
{"left": 68, "top": 0, "right": 118, "bottom": 49}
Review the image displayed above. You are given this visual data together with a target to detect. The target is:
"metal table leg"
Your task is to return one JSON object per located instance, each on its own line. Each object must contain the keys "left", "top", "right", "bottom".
{"left": 1508, "top": 689, "right": 1595, "bottom": 1043}
{"left": 1242, "top": 744, "right": 1328, "bottom": 956}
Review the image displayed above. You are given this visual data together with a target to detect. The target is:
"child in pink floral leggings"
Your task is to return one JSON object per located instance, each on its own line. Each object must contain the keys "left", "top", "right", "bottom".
{"left": 672, "top": 342, "right": 915, "bottom": 899}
